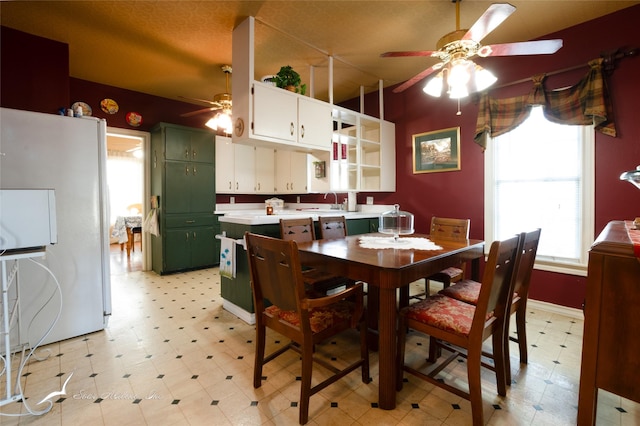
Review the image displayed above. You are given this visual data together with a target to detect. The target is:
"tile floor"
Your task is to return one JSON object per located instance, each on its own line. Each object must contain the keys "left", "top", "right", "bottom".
{"left": 1, "top": 261, "right": 639, "bottom": 425}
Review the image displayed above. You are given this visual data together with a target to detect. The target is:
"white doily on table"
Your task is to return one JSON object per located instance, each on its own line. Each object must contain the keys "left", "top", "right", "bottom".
{"left": 358, "top": 236, "right": 443, "bottom": 250}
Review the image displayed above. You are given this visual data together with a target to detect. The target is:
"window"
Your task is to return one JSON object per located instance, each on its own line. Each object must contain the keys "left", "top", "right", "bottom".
{"left": 484, "top": 106, "right": 594, "bottom": 276}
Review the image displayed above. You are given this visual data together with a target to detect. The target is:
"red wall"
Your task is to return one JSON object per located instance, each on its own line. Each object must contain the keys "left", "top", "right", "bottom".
{"left": 370, "top": 5, "right": 640, "bottom": 308}
{"left": 2, "top": 5, "right": 640, "bottom": 309}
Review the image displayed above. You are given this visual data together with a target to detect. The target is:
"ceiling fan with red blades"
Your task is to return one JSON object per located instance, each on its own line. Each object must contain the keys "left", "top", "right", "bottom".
{"left": 382, "top": 1, "right": 563, "bottom": 94}
{"left": 180, "top": 65, "right": 232, "bottom": 117}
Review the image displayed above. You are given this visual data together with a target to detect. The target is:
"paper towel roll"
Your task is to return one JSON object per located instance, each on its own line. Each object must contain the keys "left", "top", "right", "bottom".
{"left": 347, "top": 192, "right": 357, "bottom": 212}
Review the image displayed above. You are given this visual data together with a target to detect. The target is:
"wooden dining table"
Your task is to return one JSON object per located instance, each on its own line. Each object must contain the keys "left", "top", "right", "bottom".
{"left": 296, "top": 232, "right": 484, "bottom": 410}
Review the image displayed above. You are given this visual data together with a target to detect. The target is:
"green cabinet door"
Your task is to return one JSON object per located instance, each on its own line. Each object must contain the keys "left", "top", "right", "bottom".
{"left": 347, "top": 218, "right": 378, "bottom": 235}
{"left": 164, "top": 228, "right": 192, "bottom": 271}
{"left": 190, "top": 161, "right": 215, "bottom": 213}
{"left": 190, "top": 129, "right": 215, "bottom": 162}
{"left": 165, "top": 161, "right": 191, "bottom": 213}
{"left": 165, "top": 161, "right": 214, "bottom": 214}
{"left": 164, "top": 126, "right": 193, "bottom": 161}
{"left": 190, "top": 226, "right": 216, "bottom": 268}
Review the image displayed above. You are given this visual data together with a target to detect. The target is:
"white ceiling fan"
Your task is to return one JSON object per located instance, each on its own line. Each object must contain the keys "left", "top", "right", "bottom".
{"left": 180, "top": 65, "right": 232, "bottom": 125}
{"left": 382, "top": 1, "right": 563, "bottom": 96}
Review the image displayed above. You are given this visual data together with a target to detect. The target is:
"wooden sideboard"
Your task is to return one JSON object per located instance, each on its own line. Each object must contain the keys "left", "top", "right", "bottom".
{"left": 578, "top": 220, "right": 640, "bottom": 424}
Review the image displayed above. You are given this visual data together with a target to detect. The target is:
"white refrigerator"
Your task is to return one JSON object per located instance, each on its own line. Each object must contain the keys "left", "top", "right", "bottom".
{"left": 0, "top": 107, "right": 111, "bottom": 346}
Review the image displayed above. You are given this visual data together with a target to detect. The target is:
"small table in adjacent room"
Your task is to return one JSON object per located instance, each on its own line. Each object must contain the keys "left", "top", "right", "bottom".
{"left": 112, "top": 215, "right": 142, "bottom": 257}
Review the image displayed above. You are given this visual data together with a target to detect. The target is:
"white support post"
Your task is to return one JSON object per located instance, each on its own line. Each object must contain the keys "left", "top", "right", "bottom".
{"left": 329, "top": 56, "right": 334, "bottom": 105}
{"left": 379, "top": 79, "right": 384, "bottom": 120}
{"left": 309, "top": 65, "right": 315, "bottom": 98}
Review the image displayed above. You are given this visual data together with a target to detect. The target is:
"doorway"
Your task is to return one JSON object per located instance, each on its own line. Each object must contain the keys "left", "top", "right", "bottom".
{"left": 106, "top": 127, "right": 151, "bottom": 271}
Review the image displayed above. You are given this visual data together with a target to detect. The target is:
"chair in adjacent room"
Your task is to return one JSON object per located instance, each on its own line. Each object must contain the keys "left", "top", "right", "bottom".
{"left": 396, "top": 234, "right": 521, "bottom": 426}
{"left": 280, "top": 217, "right": 350, "bottom": 295}
{"left": 438, "top": 228, "right": 541, "bottom": 383}
{"left": 245, "top": 232, "right": 369, "bottom": 425}
{"left": 399, "top": 217, "right": 470, "bottom": 308}
{"left": 318, "top": 215, "right": 348, "bottom": 239}
{"left": 126, "top": 203, "right": 143, "bottom": 252}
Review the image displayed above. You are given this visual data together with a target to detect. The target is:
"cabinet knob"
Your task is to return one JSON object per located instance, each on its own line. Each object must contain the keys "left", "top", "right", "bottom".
{"left": 193, "top": 166, "right": 197, "bottom": 175}
{"left": 185, "top": 148, "right": 189, "bottom": 159}
{"left": 185, "top": 232, "right": 190, "bottom": 240}
{"left": 192, "top": 149, "right": 197, "bottom": 159}
{"left": 290, "top": 122, "right": 294, "bottom": 136}
{"left": 228, "top": 181, "right": 232, "bottom": 190}
{"left": 300, "top": 124, "right": 305, "bottom": 139}
{"left": 193, "top": 231, "right": 197, "bottom": 239}
{"left": 185, "top": 166, "right": 190, "bottom": 175}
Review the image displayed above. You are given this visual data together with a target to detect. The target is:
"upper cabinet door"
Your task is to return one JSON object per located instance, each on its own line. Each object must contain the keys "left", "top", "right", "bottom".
{"left": 165, "top": 127, "right": 193, "bottom": 161}
{"left": 252, "top": 83, "right": 297, "bottom": 143}
{"left": 215, "top": 136, "right": 235, "bottom": 193}
{"left": 298, "top": 97, "right": 332, "bottom": 149}
{"left": 190, "top": 130, "right": 215, "bottom": 163}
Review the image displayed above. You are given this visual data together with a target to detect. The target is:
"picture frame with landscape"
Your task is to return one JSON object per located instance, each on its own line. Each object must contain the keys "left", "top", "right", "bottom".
{"left": 412, "top": 127, "right": 461, "bottom": 174}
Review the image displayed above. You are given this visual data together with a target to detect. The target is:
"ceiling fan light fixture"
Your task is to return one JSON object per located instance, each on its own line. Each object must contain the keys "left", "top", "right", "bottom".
{"left": 423, "top": 71, "right": 444, "bottom": 97}
{"left": 474, "top": 64, "right": 497, "bottom": 92}
{"left": 205, "top": 108, "right": 233, "bottom": 134}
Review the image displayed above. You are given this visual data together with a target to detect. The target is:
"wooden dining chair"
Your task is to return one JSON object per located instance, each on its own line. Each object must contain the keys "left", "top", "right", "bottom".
{"left": 318, "top": 215, "right": 348, "bottom": 239}
{"left": 245, "top": 232, "right": 369, "bottom": 425}
{"left": 280, "top": 217, "right": 350, "bottom": 295}
{"left": 399, "top": 217, "right": 470, "bottom": 308}
{"left": 396, "top": 234, "right": 521, "bottom": 426}
{"left": 438, "top": 228, "right": 541, "bottom": 383}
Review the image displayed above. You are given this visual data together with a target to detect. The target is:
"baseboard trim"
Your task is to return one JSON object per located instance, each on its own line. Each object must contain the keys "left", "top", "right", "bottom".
{"left": 527, "top": 299, "right": 584, "bottom": 320}
{"left": 223, "top": 300, "right": 256, "bottom": 325}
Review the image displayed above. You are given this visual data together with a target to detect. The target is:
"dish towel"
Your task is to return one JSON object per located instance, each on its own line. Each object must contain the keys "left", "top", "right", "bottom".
{"left": 219, "top": 237, "right": 236, "bottom": 279}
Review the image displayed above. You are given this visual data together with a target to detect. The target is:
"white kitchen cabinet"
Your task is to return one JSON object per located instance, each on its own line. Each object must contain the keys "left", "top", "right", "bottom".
{"left": 253, "top": 83, "right": 298, "bottom": 143}
{"left": 215, "top": 136, "right": 235, "bottom": 193}
{"left": 233, "top": 143, "right": 256, "bottom": 193}
{"left": 275, "top": 150, "right": 308, "bottom": 193}
{"left": 254, "top": 146, "right": 275, "bottom": 193}
{"left": 297, "top": 96, "right": 333, "bottom": 149}
{"left": 217, "top": 141, "right": 275, "bottom": 194}
{"left": 252, "top": 82, "right": 332, "bottom": 150}
{"left": 330, "top": 107, "right": 395, "bottom": 192}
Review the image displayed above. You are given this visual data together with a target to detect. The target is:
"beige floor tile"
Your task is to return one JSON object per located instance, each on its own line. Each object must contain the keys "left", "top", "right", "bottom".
{"left": 2, "top": 266, "right": 638, "bottom": 426}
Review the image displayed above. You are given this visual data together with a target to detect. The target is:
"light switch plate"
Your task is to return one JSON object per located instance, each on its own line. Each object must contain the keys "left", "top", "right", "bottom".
{"left": 366, "top": 196, "right": 374, "bottom": 205}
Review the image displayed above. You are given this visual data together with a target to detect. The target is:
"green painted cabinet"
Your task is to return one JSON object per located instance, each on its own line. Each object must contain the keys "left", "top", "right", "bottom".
{"left": 347, "top": 218, "right": 379, "bottom": 235}
{"left": 151, "top": 123, "right": 218, "bottom": 274}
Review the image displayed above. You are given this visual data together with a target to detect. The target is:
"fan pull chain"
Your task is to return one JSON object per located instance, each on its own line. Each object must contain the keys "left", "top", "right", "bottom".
{"left": 456, "top": 98, "right": 462, "bottom": 116}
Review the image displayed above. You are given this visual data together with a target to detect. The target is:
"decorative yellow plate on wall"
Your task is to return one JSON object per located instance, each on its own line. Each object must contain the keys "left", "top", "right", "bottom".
{"left": 100, "top": 98, "right": 119, "bottom": 114}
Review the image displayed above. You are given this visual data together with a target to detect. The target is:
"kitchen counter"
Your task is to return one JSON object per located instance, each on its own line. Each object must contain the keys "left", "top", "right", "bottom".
{"left": 216, "top": 204, "right": 390, "bottom": 324}
{"left": 216, "top": 203, "right": 389, "bottom": 226}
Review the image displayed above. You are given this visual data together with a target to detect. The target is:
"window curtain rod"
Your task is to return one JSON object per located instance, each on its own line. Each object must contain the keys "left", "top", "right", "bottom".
{"left": 489, "top": 46, "right": 638, "bottom": 91}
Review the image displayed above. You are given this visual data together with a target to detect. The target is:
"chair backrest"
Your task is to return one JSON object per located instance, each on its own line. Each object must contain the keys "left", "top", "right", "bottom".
{"left": 318, "top": 216, "right": 348, "bottom": 239}
{"left": 430, "top": 217, "right": 470, "bottom": 241}
{"left": 245, "top": 232, "right": 306, "bottom": 313}
{"left": 126, "top": 203, "right": 143, "bottom": 215}
{"left": 280, "top": 217, "right": 316, "bottom": 242}
{"left": 472, "top": 234, "right": 522, "bottom": 334}
{"left": 512, "top": 228, "right": 541, "bottom": 300}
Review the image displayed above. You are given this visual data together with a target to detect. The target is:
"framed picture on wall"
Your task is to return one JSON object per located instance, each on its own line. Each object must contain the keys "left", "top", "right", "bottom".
{"left": 412, "top": 127, "right": 461, "bottom": 174}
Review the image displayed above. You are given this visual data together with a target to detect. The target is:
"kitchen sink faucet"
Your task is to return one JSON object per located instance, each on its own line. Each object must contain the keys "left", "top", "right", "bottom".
{"left": 324, "top": 192, "right": 342, "bottom": 210}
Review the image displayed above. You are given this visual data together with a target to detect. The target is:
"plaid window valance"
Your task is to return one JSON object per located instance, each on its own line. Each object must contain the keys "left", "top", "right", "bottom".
{"left": 474, "top": 58, "right": 616, "bottom": 150}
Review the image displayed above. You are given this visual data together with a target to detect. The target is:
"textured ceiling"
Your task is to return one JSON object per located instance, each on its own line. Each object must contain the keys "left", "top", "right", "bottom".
{"left": 2, "top": 0, "right": 639, "bottom": 114}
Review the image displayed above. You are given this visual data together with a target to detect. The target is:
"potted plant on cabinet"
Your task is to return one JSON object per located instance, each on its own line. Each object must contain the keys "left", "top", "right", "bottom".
{"left": 274, "top": 65, "right": 307, "bottom": 95}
